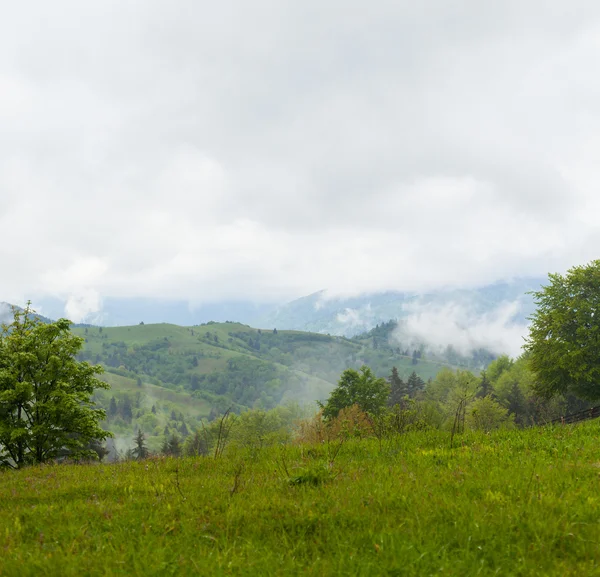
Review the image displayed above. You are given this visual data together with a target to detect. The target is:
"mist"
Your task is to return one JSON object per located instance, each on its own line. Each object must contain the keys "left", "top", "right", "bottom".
{"left": 394, "top": 300, "right": 529, "bottom": 357}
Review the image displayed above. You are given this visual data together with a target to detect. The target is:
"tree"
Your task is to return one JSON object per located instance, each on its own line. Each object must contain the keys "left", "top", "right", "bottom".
{"left": 387, "top": 367, "right": 408, "bottom": 407}
{"left": 133, "top": 429, "right": 149, "bottom": 460}
{"left": 163, "top": 434, "right": 181, "bottom": 457}
{"left": 407, "top": 371, "right": 425, "bottom": 397}
{"left": 466, "top": 396, "right": 513, "bottom": 432}
{"left": 475, "top": 370, "right": 493, "bottom": 399}
{"left": 184, "top": 430, "right": 209, "bottom": 457}
{"left": 108, "top": 396, "right": 118, "bottom": 417}
{"left": 524, "top": 260, "right": 600, "bottom": 400}
{"left": 120, "top": 396, "right": 133, "bottom": 422}
{"left": 0, "top": 304, "right": 110, "bottom": 469}
{"left": 319, "top": 365, "right": 390, "bottom": 420}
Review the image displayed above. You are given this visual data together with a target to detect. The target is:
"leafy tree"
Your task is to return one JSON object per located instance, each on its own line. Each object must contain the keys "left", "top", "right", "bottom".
{"left": 319, "top": 365, "right": 390, "bottom": 420}
{"left": 525, "top": 260, "right": 600, "bottom": 400}
{"left": 486, "top": 355, "right": 514, "bottom": 384}
{"left": 466, "top": 396, "right": 513, "bottom": 432}
{"left": 0, "top": 304, "right": 110, "bottom": 469}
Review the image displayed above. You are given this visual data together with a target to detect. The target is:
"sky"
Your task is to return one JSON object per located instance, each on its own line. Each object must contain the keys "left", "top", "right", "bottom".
{"left": 2, "top": 1, "right": 600, "bottom": 321}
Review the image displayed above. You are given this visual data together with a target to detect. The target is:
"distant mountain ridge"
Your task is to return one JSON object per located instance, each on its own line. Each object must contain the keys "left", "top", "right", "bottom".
{"left": 255, "top": 278, "right": 543, "bottom": 341}
{"left": 6, "top": 277, "right": 545, "bottom": 357}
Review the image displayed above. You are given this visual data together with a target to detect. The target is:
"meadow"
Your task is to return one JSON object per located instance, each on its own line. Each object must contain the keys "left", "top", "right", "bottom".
{"left": 2, "top": 421, "right": 600, "bottom": 576}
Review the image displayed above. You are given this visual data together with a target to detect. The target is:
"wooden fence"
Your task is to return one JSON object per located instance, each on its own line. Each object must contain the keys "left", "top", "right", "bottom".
{"left": 550, "top": 405, "right": 600, "bottom": 425}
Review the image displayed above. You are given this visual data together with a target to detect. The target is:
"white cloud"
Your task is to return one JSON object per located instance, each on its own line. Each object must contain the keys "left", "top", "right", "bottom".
{"left": 0, "top": 1, "right": 599, "bottom": 310}
{"left": 395, "top": 300, "right": 529, "bottom": 357}
{"left": 64, "top": 289, "right": 103, "bottom": 324}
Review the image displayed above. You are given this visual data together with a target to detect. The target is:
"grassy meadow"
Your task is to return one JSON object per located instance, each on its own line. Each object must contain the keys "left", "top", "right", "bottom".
{"left": 2, "top": 421, "right": 600, "bottom": 576}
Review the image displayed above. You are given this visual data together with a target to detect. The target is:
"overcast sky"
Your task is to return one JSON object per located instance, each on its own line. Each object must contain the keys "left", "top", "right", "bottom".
{"left": 2, "top": 1, "right": 600, "bottom": 318}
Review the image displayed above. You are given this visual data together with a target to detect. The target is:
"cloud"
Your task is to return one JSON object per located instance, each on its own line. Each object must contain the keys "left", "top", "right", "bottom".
{"left": 64, "top": 289, "right": 103, "bottom": 324}
{"left": 1, "top": 1, "right": 600, "bottom": 311}
{"left": 394, "top": 300, "right": 529, "bottom": 357}
{"left": 335, "top": 304, "right": 373, "bottom": 332}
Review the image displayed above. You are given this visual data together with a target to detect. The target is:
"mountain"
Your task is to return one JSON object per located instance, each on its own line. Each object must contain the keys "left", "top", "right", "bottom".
{"left": 33, "top": 296, "right": 273, "bottom": 327}
{"left": 255, "top": 278, "right": 544, "bottom": 348}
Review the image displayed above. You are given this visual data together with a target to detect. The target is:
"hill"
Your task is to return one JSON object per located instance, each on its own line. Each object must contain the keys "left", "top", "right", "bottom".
{"left": 72, "top": 321, "right": 487, "bottom": 452}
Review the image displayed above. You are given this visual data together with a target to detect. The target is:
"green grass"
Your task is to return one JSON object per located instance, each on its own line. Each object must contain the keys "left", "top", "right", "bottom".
{"left": 97, "top": 372, "right": 211, "bottom": 418}
{"left": 2, "top": 422, "right": 600, "bottom": 575}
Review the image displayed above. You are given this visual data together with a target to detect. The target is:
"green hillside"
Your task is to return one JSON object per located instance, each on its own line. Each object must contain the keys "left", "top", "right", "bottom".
{"left": 73, "top": 321, "right": 487, "bottom": 453}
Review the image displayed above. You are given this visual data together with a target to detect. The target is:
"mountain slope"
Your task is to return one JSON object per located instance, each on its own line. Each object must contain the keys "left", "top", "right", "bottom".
{"left": 256, "top": 278, "right": 543, "bottom": 342}
{"left": 74, "top": 321, "right": 458, "bottom": 411}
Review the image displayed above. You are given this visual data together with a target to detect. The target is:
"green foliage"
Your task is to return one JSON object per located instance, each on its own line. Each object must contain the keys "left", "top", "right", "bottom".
{"left": 320, "top": 365, "right": 390, "bottom": 420}
{"left": 525, "top": 260, "right": 600, "bottom": 400}
{"left": 0, "top": 304, "right": 110, "bottom": 469}
{"left": 466, "top": 396, "right": 514, "bottom": 432}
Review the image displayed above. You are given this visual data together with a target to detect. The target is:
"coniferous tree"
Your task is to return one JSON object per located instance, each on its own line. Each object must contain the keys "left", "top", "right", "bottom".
{"left": 179, "top": 422, "right": 189, "bottom": 437}
{"left": 388, "top": 366, "right": 408, "bottom": 407}
{"left": 161, "top": 436, "right": 170, "bottom": 455}
{"left": 184, "top": 431, "right": 209, "bottom": 457}
{"left": 506, "top": 382, "right": 527, "bottom": 425}
{"left": 476, "top": 370, "right": 494, "bottom": 399}
{"left": 167, "top": 434, "right": 182, "bottom": 457}
{"left": 133, "top": 429, "right": 149, "bottom": 460}
{"left": 407, "top": 371, "right": 425, "bottom": 398}
{"left": 108, "top": 396, "right": 118, "bottom": 418}
{"left": 120, "top": 397, "right": 133, "bottom": 423}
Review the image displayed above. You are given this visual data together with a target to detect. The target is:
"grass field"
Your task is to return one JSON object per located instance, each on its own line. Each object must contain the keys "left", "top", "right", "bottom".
{"left": 2, "top": 422, "right": 600, "bottom": 576}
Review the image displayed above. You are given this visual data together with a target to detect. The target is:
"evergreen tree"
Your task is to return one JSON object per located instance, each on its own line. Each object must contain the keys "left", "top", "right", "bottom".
{"left": 179, "top": 422, "right": 189, "bottom": 437}
{"left": 506, "top": 382, "right": 527, "bottom": 426}
{"left": 388, "top": 366, "right": 408, "bottom": 407}
{"left": 476, "top": 370, "right": 494, "bottom": 399}
{"left": 108, "top": 396, "right": 118, "bottom": 418}
{"left": 120, "top": 397, "right": 133, "bottom": 423}
{"left": 161, "top": 436, "right": 170, "bottom": 455}
{"left": 133, "top": 429, "right": 149, "bottom": 460}
{"left": 166, "top": 434, "right": 182, "bottom": 457}
{"left": 184, "top": 431, "right": 209, "bottom": 457}
{"left": 407, "top": 371, "right": 425, "bottom": 397}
